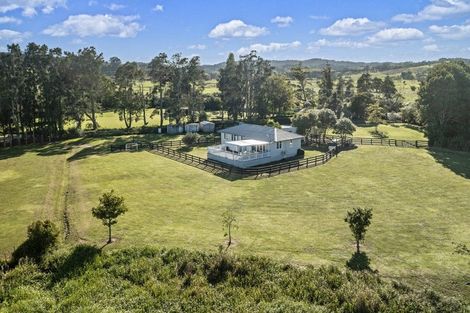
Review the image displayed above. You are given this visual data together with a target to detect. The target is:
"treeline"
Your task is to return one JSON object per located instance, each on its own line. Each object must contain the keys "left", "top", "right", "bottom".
{"left": 418, "top": 61, "right": 470, "bottom": 150}
{"left": 0, "top": 43, "right": 210, "bottom": 146}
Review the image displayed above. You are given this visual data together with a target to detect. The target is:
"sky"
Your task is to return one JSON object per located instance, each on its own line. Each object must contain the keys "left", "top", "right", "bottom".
{"left": 0, "top": 0, "right": 469, "bottom": 64}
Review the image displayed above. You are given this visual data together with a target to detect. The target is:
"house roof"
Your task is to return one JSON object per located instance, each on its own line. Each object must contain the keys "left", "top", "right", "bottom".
{"left": 226, "top": 139, "right": 269, "bottom": 147}
{"left": 219, "top": 123, "right": 303, "bottom": 142}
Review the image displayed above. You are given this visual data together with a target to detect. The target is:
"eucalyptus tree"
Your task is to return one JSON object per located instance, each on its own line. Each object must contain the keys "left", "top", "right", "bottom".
{"left": 148, "top": 53, "right": 171, "bottom": 127}
{"left": 317, "top": 64, "right": 334, "bottom": 108}
{"left": 186, "top": 56, "right": 206, "bottom": 122}
{"left": 217, "top": 53, "right": 242, "bottom": 120}
{"left": 290, "top": 63, "right": 315, "bottom": 106}
{"left": 68, "top": 47, "right": 105, "bottom": 130}
{"left": 115, "top": 62, "right": 145, "bottom": 129}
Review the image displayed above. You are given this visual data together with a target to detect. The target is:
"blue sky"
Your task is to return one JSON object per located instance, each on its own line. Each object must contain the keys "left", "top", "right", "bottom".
{"left": 0, "top": 0, "right": 469, "bottom": 64}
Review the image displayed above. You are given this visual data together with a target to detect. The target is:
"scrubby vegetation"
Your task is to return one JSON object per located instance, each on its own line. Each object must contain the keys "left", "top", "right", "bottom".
{"left": 0, "top": 245, "right": 465, "bottom": 312}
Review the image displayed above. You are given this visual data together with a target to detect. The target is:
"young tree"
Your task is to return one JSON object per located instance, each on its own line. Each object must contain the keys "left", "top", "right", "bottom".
{"left": 222, "top": 207, "right": 238, "bottom": 248}
{"left": 344, "top": 208, "right": 373, "bottom": 254}
{"left": 334, "top": 118, "right": 356, "bottom": 142}
{"left": 92, "top": 190, "right": 128, "bottom": 244}
{"left": 367, "top": 103, "right": 385, "bottom": 133}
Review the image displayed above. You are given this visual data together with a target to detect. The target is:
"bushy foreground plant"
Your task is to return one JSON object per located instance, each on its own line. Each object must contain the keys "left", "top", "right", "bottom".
{"left": 10, "top": 220, "right": 59, "bottom": 266}
{"left": 0, "top": 246, "right": 465, "bottom": 312}
{"left": 182, "top": 132, "right": 200, "bottom": 146}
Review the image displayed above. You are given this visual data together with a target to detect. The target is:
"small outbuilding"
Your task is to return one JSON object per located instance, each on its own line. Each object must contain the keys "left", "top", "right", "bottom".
{"left": 185, "top": 123, "right": 200, "bottom": 133}
{"left": 199, "top": 121, "right": 215, "bottom": 133}
{"left": 167, "top": 124, "right": 184, "bottom": 134}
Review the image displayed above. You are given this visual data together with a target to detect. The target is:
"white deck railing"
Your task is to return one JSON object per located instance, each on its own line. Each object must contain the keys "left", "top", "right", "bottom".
{"left": 208, "top": 145, "right": 271, "bottom": 161}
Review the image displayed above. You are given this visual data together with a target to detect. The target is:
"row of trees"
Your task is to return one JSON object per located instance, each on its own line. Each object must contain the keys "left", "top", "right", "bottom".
{"left": 0, "top": 43, "right": 209, "bottom": 146}
{"left": 217, "top": 51, "right": 293, "bottom": 120}
{"left": 286, "top": 63, "right": 406, "bottom": 132}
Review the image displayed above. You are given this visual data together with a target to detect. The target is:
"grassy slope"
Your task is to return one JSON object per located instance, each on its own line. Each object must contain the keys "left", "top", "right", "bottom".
{"left": 351, "top": 123, "right": 425, "bottom": 140}
{"left": 0, "top": 129, "right": 468, "bottom": 299}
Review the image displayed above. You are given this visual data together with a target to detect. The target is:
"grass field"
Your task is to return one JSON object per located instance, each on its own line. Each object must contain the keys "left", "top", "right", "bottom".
{"left": 0, "top": 128, "right": 468, "bottom": 300}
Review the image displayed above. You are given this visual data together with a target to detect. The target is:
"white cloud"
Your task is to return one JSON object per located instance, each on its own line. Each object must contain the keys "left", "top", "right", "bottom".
{"left": 367, "top": 28, "right": 424, "bottom": 43}
{"left": 0, "top": 28, "right": 29, "bottom": 42}
{"left": 209, "top": 20, "right": 268, "bottom": 38}
{"left": 0, "top": 0, "right": 66, "bottom": 17}
{"left": 106, "top": 3, "right": 126, "bottom": 11}
{"left": 393, "top": 0, "right": 470, "bottom": 23}
{"left": 270, "top": 16, "right": 293, "bottom": 27}
{"left": 423, "top": 44, "right": 440, "bottom": 51}
{"left": 188, "top": 44, "right": 206, "bottom": 50}
{"left": 43, "top": 14, "right": 144, "bottom": 38}
{"left": 88, "top": 1, "right": 97, "bottom": 6}
{"left": 319, "top": 17, "right": 385, "bottom": 36}
{"left": 0, "top": 16, "right": 22, "bottom": 24}
{"left": 308, "top": 39, "right": 369, "bottom": 49}
{"left": 153, "top": 4, "right": 163, "bottom": 12}
{"left": 237, "top": 41, "right": 301, "bottom": 55}
{"left": 429, "top": 22, "right": 470, "bottom": 39}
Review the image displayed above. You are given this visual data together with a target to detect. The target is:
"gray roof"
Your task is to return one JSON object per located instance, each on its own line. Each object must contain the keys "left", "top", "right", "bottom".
{"left": 219, "top": 123, "right": 303, "bottom": 142}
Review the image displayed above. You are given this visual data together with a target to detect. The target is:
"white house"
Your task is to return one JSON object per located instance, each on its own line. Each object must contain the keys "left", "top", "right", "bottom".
{"left": 207, "top": 123, "right": 304, "bottom": 168}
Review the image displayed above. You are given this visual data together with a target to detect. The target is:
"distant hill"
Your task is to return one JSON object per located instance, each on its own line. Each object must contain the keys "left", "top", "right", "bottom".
{"left": 201, "top": 57, "right": 470, "bottom": 77}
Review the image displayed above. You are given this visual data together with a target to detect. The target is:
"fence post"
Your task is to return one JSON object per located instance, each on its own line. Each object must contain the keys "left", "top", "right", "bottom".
{"left": 415, "top": 141, "right": 418, "bottom": 148}
{"left": 306, "top": 158, "right": 309, "bottom": 168}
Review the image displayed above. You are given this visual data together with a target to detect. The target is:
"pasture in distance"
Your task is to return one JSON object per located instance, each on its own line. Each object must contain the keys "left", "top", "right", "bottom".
{"left": 0, "top": 124, "right": 469, "bottom": 300}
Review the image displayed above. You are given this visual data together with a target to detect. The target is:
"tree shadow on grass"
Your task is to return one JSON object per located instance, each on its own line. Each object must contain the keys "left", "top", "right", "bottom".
{"left": 50, "top": 244, "right": 101, "bottom": 283}
{"left": 346, "top": 252, "right": 372, "bottom": 271}
{"left": 428, "top": 147, "right": 470, "bottom": 179}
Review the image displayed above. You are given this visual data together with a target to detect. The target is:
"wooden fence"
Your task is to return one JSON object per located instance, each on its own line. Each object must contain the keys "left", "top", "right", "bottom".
{"left": 110, "top": 135, "right": 428, "bottom": 178}
{"left": 152, "top": 141, "right": 344, "bottom": 178}
{"left": 334, "top": 136, "right": 428, "bottom": 148}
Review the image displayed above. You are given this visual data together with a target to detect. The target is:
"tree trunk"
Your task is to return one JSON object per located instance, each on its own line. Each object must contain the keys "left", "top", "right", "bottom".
{"left": 356, "top": 240, "right": 360, "bottom": 254}
{"left": 108, "top": 225, "right": 112, "bottom": 243}
{"left": 228, "top": 225, "right": 232, "bottom": 246}
{"left": 143, "top": 108, "right": 148, "bottom": 126}
{"left": 159, "top": 90, "right": 164, "bottom": 128}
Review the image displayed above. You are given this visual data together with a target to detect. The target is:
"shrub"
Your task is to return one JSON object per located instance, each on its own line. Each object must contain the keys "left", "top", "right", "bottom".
{"left": 11, "top": 220, "right": 60, "bottom": 265}
{"left": 182, "top": 132, "right": 200, "bottom": 146}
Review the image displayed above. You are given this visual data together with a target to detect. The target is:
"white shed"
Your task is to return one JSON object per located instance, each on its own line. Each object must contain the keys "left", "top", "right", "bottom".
{"left": 167, "top": 124, "right": 184, "bottom": 134}
{"left": 185, "top": 123, "right": 200, "bottom": 133}
{"left": 199, "top": 121, "right": 215, "bottom": 133}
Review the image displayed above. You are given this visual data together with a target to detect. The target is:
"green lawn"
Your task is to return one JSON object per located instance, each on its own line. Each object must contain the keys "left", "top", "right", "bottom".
{"left": 0, "top": 136, "right": 468, "bottom": 300}
{"left": 351, "top": 123, "right": 426, "bottom": 140}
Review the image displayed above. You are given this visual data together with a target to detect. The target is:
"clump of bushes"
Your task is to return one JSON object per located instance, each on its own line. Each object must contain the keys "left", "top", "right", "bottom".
{"left": 10, "top": 220, "right": 59, "bottom": 266}
{"left": 0, "top": 246, "right": 464, "bottom": 312}
{"left": 182, "top": 132, "right": 200, "bottom": 146}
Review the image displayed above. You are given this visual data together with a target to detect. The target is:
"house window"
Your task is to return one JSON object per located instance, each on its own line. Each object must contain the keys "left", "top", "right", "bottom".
{"left": 277, "top": 142, "right": 282, "bottom": 149}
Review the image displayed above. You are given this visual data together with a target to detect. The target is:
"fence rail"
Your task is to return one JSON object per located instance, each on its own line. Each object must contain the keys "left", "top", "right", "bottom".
{"left": 110, "top": 135, "right": 428, "bottom": 178}
{"left": 332, "top": 136, "right": 428, "bottom": 148}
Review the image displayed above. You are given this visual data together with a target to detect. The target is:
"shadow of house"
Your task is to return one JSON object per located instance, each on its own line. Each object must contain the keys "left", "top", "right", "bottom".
{"left": 428, "top": 147, "right": 470, "bottom": 179}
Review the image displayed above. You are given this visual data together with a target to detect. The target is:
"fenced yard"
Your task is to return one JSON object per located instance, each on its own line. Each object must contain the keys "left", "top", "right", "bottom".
{"left": 109, "top": 135, "right": 429, "bottom": 179}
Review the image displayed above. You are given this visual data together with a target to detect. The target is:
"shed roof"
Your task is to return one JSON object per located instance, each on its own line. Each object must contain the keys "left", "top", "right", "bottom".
{"left": 219, "top": 123, "right": 303, "bottom": 142}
